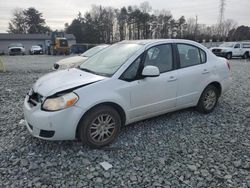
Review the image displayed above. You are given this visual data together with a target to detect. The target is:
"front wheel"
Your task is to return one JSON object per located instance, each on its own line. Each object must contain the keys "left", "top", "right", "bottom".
{"left": 226, "top": 53, "right": 232, "bottom": 60}
{"left": 78, "top": 105, "right": 121, "bottom": 148}
{"left": 196, "top": 85, "right": 219, "bottom": 114}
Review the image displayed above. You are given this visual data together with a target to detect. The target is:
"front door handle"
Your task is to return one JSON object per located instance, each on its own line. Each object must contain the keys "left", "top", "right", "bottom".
{"left": 202, "top": 69, "right": 210, "bottom": 74}
{"left": 168, "top": 76, "right": 177, "bottom": 82}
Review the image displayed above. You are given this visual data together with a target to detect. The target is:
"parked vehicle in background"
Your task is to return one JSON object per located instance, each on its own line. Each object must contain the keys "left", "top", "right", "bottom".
{"left": 70, "top": 44, "right": 87, "bottom": 54}
{"left": 24, "top": 39, "right": 231, "bottom": 148}
{"left": 210, "top": 42, "right": 250, "bottom": 59}
{"left": 29, "top": 45, "right": 43, "bottom": 55}
{"left": 8, "top": 43, "right": 25, "bottom": 55}
{"left": 53, "top": 44, "right": 110, "bottom": 70}
{"left": 48, "top": 32, "right": 70, "bottom": 55}
{"left": 70, "top": 44, "right": 97, "bottom": 54}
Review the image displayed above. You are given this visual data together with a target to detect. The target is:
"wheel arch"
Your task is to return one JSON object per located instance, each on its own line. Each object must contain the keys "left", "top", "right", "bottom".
{"left": 204, "top": 81, "right": 222, "bottom": 97}
{"left": 75, "top": 102, "right": 126, "bottom": 139}
{"left": 243, "top": 51, "right": 249, "bottom": 59}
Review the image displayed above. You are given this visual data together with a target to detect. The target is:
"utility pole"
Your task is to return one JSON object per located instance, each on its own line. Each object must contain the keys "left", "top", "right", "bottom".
{"left": 194, "top": 15, "right": 198, "bottom": 41}
{"left": 218, "top": 0, "right": 226, "bottom": 37}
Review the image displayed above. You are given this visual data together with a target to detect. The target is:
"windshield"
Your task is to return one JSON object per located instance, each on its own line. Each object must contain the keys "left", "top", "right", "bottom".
{"left": 32, "top": 46, "right": 40, "bottom": 49}
{"left": 81, "top": 45, "right": 108, "bottom": 57}
{"left": 9, "top": 43, "right": 23, "bottom": 48}
{"left": 219, "top": 42, "right": 235, "bottom": 48}
{"left": 79, "top": 43, "right": 142, "bottom": 76}
{"left": 59, "top": 39, "right": 68, "bottom": 47}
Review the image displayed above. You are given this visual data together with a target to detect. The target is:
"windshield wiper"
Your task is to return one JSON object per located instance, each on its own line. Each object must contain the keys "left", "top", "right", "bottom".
{"left": 78, "top": 67, "right": 110, "bottom": 77}
{"left": 79, "top": 67, "right": 96, "bottom": 74}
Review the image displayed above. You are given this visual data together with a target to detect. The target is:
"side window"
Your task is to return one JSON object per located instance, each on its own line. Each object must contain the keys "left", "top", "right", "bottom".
{"left": 200, "top": 49, "right": 206, "bottom": 63}
{"left": 243, "top": 43, "right": 250, "bottom": 48}
{"left": 144, "top": 44, "right": 173, "bottom": 73}
{"left": 177, "top": 44, "right": 202, "bottom": 68}
{"left": 120, "top": 56, "right": 142, "bottom": 81}
{"left": 234, "top": 44, "right": 240, "bottom": 48}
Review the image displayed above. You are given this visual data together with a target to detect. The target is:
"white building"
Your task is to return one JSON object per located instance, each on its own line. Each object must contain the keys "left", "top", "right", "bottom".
{"left": 0, "top": 33, "right": 76, "bottom": 54}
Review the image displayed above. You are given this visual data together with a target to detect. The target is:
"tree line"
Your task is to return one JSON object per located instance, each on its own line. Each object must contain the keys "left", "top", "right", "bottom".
{"left": 8, "top": 3, "right": 250, "bottom": 43}
{"left": 8, "top": 8, "right": 50, "bottom": 34}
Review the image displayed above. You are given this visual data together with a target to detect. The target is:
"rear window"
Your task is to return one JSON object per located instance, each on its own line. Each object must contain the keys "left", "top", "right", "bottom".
{"left": 177, "top": 44, "right": 206, "bottom": 68}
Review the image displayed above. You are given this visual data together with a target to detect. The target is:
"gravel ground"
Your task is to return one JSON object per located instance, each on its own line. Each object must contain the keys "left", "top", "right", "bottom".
{"left": 0, "top": 55, "right": 250, "bottom": 188}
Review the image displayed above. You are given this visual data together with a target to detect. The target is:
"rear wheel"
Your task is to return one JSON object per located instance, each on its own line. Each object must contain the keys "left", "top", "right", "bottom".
{"left": 226, "top": 52, "right": 232, "bottom": 60}
{"left": 242, "top": 52, "right": 249, "bottom": 59}
{"left": 65, "top": 50, "right": 70, "bottom": 55}
{"left": 78, "top": 105, "right": 121, "bottom": 148}
{"left": 197, "top": 85, "right": 219, "bottom": 114}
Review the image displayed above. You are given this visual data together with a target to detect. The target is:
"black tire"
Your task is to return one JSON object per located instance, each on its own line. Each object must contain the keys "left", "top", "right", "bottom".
{"left": 196, "top": 85, "right": 219, "bottom": 114}
{"left": 78, "top": 105, "right": 121, "bottom": 148}
{"left": 242, "top": 52, "right": 249, "bottom": 59}
{"left": 226, "top": 52, "right": 232, "bottom": 60}
{"left": 53, "top": 50, "right": 57, "bottom": 56}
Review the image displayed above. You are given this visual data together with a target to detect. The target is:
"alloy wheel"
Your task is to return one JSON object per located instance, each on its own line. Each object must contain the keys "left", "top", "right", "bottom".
{"left": 203, "top": 90, "right": 217, "bottom": 110}
{"left": 89, "top": 114, "right": 116, "bottom": 143}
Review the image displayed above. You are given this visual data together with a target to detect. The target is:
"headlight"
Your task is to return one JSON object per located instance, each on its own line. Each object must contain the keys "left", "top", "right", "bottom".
{"left": 42, "top": 92, "right": 78, "bottom": 111}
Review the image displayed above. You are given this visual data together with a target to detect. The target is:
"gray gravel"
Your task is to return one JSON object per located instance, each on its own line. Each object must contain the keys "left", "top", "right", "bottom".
{"left": 0, "top": 55, "right": 250, "bottom": 187}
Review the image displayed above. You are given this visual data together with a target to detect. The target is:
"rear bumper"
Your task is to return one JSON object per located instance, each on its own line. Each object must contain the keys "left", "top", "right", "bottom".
{"left": 9, "top": 51, "right": 23, "bottom": 55}
{"left": 221, "top": 76, "right": 232, "bottom": 94}
{"left": 32, "top": 50, "right": 43, "bottom": 54}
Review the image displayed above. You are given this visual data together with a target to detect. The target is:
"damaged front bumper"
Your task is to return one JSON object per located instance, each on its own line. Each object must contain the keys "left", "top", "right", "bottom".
{"left": 23, "top": 95, "right": 84, "bottom": 140}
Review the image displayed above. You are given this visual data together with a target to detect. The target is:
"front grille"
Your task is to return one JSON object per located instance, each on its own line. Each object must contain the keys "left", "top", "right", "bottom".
{"left": 10, "top": 48, "right": 21, "bottom": 52}
{"left": 28, "top": 90, "right": 43, "bottom": 107}
{"left": 212, "top": 49, "right": 222, "bottom": 53}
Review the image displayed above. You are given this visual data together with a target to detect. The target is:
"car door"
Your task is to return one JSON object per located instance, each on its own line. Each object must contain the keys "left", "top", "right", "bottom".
{"left": 233, "top": 43, "right": 241, "bottom": 56}
{"left": 176, "top": 43, "right": 209, "bottom": 107}
{"left": 120, "top": 44, "right": 178, "bottom": 120}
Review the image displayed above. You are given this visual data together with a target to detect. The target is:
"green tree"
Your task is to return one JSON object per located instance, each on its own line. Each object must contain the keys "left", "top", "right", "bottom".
{"left": 8, "top": 8, "right": 27, "bottom": 34}
{"left": 229, "top": 25, "right": 250, "bottom": 41}
{"left": 66, "top": 12, "right": 84, "bottom": 43}
{"left": 23, "top": 7, "right": 50, "bottom": 33}
{"left": 117, "top": 7, "right": 128, "bottom": 40}
{"left": 8, "top": 7, "right": 50, "bottom": 34}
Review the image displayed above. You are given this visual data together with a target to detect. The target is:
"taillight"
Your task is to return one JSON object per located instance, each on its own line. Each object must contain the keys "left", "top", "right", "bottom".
{"left": 226, "top": 60, "right": 230, "bottom": 70}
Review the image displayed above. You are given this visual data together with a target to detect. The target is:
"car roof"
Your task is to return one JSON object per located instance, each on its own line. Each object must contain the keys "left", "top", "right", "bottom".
{"left": 118, "top": 39, "right": 207, "bottom": 50}
{"left": 119, "top": 39, "right": 200, "bottom": 45}
{"left": 97, "top": 44, "right": 110, "bottom": 47}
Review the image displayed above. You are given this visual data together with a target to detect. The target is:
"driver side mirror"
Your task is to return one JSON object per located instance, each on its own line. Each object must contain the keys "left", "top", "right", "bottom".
{"left": 142, "top": 66, "right": 160, "bottom": 77}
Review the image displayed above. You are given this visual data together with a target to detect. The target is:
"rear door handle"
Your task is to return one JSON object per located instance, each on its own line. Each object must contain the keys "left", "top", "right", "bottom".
{"left": 202, "top": 69, "right": 210, "bottom": 74}
{"left": 168, "top": 76, "right": 177, "bottom": 82}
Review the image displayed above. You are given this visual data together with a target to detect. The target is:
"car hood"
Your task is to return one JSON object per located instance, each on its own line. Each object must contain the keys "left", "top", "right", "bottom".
{"left": 9, "top": 47, "right": 24, "bottom": 50}
{"left": 32, "top": 48, "right": 42, "bottom": 50}
{"left": 210, "top": 47, "right": 231, "bottom": 50}
{"left": 33, "top": 68, "right": 106, "bottom": 97}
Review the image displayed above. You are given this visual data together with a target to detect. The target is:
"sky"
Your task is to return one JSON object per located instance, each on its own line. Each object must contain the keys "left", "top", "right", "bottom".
{"left": 0, "top": 0, "right": 249, "bottom": 33}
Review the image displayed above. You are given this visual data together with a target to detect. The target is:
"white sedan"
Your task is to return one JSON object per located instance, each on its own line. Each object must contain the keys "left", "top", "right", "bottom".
{"left": 30, "top": 45, "right": 43, "bottom": 55}
{"left": 53, "top": 44, "right": 109, "bottom": 70}
{"left": 24, "top": 39, "right": 231, "bottom": 148}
